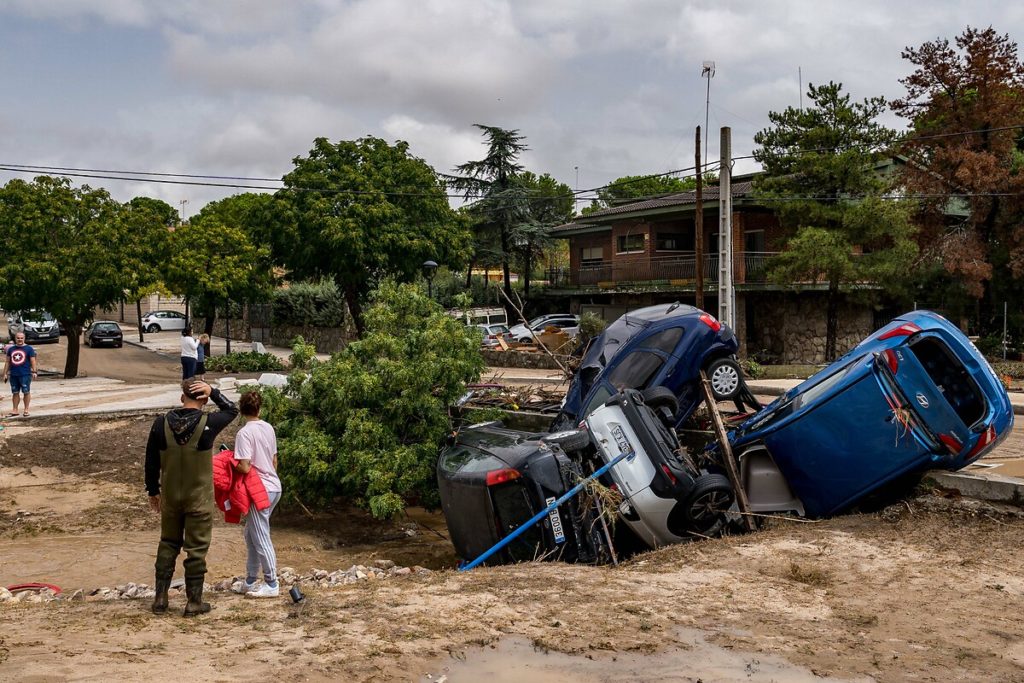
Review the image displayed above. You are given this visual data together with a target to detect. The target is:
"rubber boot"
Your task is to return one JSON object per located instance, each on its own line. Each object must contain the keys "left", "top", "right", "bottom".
{"left": 151, "top": 577, "right": 171, "bottom": 614}
{"left": 182, "top": 577, "right": 211, "bottom": 617}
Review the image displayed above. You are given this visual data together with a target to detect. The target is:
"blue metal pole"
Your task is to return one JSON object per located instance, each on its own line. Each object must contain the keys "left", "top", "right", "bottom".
{"left": 458, "top": 450, "right": 632, "bottom": 571}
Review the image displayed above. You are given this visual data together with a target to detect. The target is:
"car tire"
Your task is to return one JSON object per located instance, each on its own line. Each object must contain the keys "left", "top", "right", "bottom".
{"left": 641, "top": 386, "right": 679, "bottom": 417}
{"left": 541, "top": 429, "right": 592, "bottom": 455}
{"left": 682, "top": 473, "right": 735, "bottom": 536}
{"left": 146, "top": 324, "right": 160, "bottom": 333}
{"left": 706, "top": 357, "right": 742, "bottom": 401}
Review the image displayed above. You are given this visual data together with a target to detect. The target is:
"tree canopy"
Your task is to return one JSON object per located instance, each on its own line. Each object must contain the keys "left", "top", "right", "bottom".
{"left": 582, "top": 173, "right": 712, "bottom": 214}
{"left": 275, "top": 136, "right": 468, "bottom": 333}
{"left": 892, "top": 25, "right": 1024, "bottom": 332}
{"left": 0, "top": 177, "right": 171, "bottom": 377}
{"left": 754, "top": 81, "right": 918, "bottom": 360}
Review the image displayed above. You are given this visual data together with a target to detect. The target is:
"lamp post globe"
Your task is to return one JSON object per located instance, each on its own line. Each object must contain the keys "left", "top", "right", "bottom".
{"left": 422, "top": 260, "right": 438, "bottom": 298}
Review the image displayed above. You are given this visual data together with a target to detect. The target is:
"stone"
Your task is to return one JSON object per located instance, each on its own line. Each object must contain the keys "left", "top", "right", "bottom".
{"left": 138, "top": 590, "right": 156, "bottom": 599}
{"left": 312, "top": 569, "right": 328, "bottom": 580}
{"left": 0, "top": 587, "right": 13, "bottom": 602}
{"left": 393, "top": 567, "right": 412, "bottom": 576}
{"left": 355, "top": 571, "right": 367, "bottom": 580}
{"left": 25, "top": 593, "right": 44, "bottom": 603}
{"left": 214, "top": 579, "right": 234, "bottom": 592}
{"left": 230, "top": 580, "right": 244, "bottom": 594}
{"left": 373, "top": 559, "right": 396, "bottom": 570}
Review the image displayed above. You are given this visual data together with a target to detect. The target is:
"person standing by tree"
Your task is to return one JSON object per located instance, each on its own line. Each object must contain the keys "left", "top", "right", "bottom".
{"left": 196, "top": 333, "right": 210, "bottom": 381}
{"left": 146, "top": 380, "right": 238, "bottom": 616}
{"left": 180, "top": 326, "right": 198, "bottom": 380}
{"left": 231, "top": 391, "right": 282, "bottom": 598}
{"left": 3, "top": 332, "right": 37, "bottom": 416}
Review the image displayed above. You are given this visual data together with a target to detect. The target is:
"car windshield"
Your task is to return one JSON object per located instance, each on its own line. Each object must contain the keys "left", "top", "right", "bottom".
{"left": 27, "top": 312, "right": 55, "bottom": 322}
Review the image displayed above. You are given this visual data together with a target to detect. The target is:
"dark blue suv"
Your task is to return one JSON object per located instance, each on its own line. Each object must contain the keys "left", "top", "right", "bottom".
{"left": 552, "top": 303, "right": 743, "bottom": 430}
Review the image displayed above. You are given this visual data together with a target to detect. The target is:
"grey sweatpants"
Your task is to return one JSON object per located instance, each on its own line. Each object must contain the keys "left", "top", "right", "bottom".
{"left": 244, "top": 490, "right": 280, "bottom": 584}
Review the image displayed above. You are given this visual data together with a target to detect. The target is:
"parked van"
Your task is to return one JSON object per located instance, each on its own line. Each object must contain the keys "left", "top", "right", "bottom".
{"left": 448, "top": 307, "right": 508, "bottom": 327}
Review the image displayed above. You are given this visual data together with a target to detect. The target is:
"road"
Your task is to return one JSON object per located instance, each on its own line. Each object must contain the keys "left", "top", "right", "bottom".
{"left": 29, "top": 336, "right": 180, "bottom": 384}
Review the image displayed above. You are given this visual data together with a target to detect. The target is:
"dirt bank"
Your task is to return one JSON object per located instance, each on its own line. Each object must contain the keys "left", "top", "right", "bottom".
{"left": 1, "top": 415, "right": 1024, "bottom": 682}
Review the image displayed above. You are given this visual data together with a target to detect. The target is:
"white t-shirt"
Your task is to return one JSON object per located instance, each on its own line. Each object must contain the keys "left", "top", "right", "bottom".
{"left": 234, "top": 419, "right": 281, "bottom": 493}
{"left": 181, "top": 335, "right": 199, "bottom": 359}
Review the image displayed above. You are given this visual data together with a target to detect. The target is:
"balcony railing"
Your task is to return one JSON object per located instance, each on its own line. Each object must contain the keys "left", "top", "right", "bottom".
{"left": 546, "top": 251, "right": 780, "bottom": 288}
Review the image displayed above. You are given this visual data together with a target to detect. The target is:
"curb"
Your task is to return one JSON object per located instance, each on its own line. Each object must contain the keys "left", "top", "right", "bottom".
{"left": 122, "top": 338, "right": 178, "bottom": 360}
{"left": 924, "top": 470, "right": 1024, "bottom": 506}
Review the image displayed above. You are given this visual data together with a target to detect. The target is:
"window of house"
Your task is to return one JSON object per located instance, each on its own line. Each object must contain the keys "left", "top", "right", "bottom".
{"left": 580, "top": 246, "right": 604, "bottom": 265}
{"left": 744, "top": 229, "right": 766, "bottom": 253}
{"left": 656, "top": 231, "right": 694, "bottom": 252}
{"left": 616, "top": 234, "right": 644, "bottom": 254}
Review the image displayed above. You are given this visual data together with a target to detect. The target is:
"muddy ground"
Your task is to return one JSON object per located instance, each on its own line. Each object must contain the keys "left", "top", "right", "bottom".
{"left": 1, "top": 415, "right": 1024, "bottom": 682}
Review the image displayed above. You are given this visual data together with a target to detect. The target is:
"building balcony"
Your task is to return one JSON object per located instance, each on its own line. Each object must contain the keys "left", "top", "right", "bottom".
{"left": 546, "top": 252, "right": 780, "bottom": 289}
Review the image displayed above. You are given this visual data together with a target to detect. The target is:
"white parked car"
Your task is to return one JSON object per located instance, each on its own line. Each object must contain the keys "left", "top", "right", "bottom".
{"left": 475, "top": 323, "right": 510, "bottom": 347}
{"left": 140, "top": 310, "right": 188, "bottom": 333}
{"left": 508, "top": 314, "right": 580, "bottom": 343}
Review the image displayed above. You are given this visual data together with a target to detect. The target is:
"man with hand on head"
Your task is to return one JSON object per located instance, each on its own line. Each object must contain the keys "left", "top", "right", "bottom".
{"left": 145, "top": 379, "right": 238, "bottom": 616}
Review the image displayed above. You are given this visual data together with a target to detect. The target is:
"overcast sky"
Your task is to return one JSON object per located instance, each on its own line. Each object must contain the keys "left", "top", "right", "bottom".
{"left": 2, "top": 0, "right": 1022, "bottom": 215}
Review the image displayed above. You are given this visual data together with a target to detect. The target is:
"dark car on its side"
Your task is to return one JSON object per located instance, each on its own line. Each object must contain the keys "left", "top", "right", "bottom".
{"left": 84, "top": 321, "right": 124, "bottom": 348}
{"left": 552, "top": 303, "right": 746, "bottom": 431}
{"left": 437, "top": 423, "right": 608, "bottom": 566}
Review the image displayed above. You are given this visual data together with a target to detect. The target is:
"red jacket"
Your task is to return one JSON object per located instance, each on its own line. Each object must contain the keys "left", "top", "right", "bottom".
{"left": 212, "top": 450, "right": 270, "bottom": 524}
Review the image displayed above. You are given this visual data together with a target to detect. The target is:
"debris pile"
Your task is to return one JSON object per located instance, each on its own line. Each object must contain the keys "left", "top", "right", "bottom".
{"left": 0, "top": 559, "right": 432, "bottom": 606}
{"left": 462, "top": 383, "right": 566, "bottom": 413}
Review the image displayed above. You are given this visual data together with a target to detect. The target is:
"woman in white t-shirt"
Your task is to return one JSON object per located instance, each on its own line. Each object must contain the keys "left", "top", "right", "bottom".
{"left": 180, "top": 327, "right": 199, "bottom": 380}
{"left": 232, "top": 390, "right": 283, "bottom": 598}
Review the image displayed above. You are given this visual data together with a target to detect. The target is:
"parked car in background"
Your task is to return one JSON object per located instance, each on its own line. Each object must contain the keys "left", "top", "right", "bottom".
{"left": 552, "top": 303, "right": 745, "bottom": 431}
{"left": 140, "top": 310, "right": 187, "bottom": 333}
{"left": 437, "top": 422, "right": 609, "bottom": 566}
{"left": 7, "top": 311, "right": 60, "bottom": 343}
{"left": 725, "top": 310, "right": 1014, "bottom": 519}
{"left": 508, "top": 314, "right": 580, "bottom": 343}
{"left": 83, "top": 321, "right": 124, "bottom": 348}
{"left": 448, "top": 307, "right": 508, "bottom": 327}
{"left": 475, "top": 323, "right": 510, "bottom": 348}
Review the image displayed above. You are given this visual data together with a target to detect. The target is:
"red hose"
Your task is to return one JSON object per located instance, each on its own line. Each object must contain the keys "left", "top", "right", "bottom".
{"left": 7, "top": 582, "right": 62, "bottom": 595}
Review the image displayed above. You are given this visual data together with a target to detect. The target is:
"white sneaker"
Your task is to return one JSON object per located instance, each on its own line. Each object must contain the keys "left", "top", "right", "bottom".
{"left": 246, "top": 582, "right": 280, "bottom": 598}
{"left": 233, "top": 580, "right": 258, "bottom": 595}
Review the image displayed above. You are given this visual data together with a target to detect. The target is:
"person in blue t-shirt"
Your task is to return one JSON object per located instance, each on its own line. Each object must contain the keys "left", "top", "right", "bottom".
{"left": 3, "top": 332, "right": 37, "bottom": 416}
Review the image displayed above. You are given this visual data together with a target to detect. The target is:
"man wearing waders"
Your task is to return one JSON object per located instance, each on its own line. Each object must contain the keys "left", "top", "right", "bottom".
{"left": 145, "top": 380, "right": 238, "bottom": 616}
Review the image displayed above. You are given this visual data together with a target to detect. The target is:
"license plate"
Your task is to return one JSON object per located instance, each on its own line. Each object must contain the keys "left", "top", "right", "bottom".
{"left": 545, "top": 496, "right": 566, "bottom": 544}
{"left": 610, "top": 425, "right": 636, "bottom": 461}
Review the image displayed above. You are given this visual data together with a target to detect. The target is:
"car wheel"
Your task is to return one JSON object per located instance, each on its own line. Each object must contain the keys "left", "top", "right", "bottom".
{"left": 541, "top": 429, "right": 592, "bottom": 455}
{"left": 146, "top": 324, "right": 160, "bottom": 333}
{"left": 641, "top": 386, "right": 679, "bottom": 417}
{"left": 682, "top": 474, "right": 735, "bottom": 536}
{"left": 706, "top": 358, "right": 742, "bottom": 401}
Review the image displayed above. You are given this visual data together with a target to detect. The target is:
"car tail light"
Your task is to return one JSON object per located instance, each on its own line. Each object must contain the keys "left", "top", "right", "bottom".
{"left": 965, "top": 425, "right": 997, "bottom": 460}
{"left": 884, "top": 349, "right": 899, "bottom": 373}
{"left": 939, "top": 433, "right": 963, "bottom": 455}
{"left": 879, "top": 322, "right": 922, "bottom": 340}
{"left": 699, "top": 313, "right": 721, "bottom": 332}
{"left": 660, "top": 464, "right": 677, "bottom": 485}
{"left": 485, "top": 468, "right": 521, "bottom": 486}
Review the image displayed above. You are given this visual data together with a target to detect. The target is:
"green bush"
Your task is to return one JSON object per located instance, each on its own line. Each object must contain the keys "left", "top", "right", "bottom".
{"left": 288, "top": 335, "right": 319, "bottom": 371}
{"left": 267, "top": 280, "right": 485, "bottom": 519}
{"left": 206, "top": 351, "right": 285, "bottom": 373}
{"left": 578, "top": 312, "right": 607, "bottom": 342}
{"left": 741, "top": 358, "right": 765, "bottom": 379}
{"left": 272, "top": 279, "right": 346, "bottom": 327}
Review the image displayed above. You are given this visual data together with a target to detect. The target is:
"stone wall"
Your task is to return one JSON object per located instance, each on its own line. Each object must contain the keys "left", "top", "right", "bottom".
{"left": 480, "top": 349, "right": 565, "bottom": 370}
{"left": 270, "top": 325, "right": 350, "bottom": 354}
{"left": 748, "top": 292, "right": 874, "bottom": 364}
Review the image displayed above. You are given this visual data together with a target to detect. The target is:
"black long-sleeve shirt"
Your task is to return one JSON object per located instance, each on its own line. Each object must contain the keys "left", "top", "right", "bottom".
{"left": 144, "top": 389, "right": 239, "bottom": 496}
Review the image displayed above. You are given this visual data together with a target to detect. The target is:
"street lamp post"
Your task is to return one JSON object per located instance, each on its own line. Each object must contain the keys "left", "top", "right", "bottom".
{"left": 422, "top": 260, "right": 438, "bottom": 299}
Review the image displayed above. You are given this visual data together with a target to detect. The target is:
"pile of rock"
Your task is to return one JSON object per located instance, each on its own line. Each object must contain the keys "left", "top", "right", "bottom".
{"left": 0, "top": 559, "right": 431, "bottom": 607}
{"left": 218, "top": 559, "right": 432, "bottom": 593}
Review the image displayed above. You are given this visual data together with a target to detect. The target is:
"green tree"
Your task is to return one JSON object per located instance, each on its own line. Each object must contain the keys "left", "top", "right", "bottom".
{"left": 124, "top": 197, "right": 175, "bottom": 342}
{"left": 189, "top": 193, "right": 277, "bottom": 335}
{"left": 0, "top": 177, "right": 166, "bottom": 377}
{"left": 276, "top": 137, "right": 469, "bottom": 334}
{"left": 582, "top": 173, "right": 717, "bottom": 214}
{"left": 265, "top": 281, "right": 484, "bottom": 518}
{"left": 162, "top": 220, "right": 274, "bottom": 326}
{"left": 754, "top": 82, "right": 918, "bottom": 360}
{"left": 513, "top": 171, "right": 574, "bottom": 297}
{"left": 892, "top": 26, "right": 1024, "bottom": 333}
{"left": 448, "top": 125, "right": 528, "bottom": 309}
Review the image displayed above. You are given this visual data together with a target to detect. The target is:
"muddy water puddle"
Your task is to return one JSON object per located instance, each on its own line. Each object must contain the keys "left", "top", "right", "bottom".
{"left": 425, "top": 629, "right": 871, "bottom": 683}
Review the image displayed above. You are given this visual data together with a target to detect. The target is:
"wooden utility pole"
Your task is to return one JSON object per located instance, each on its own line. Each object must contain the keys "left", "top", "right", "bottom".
{"left": 700, "top": 371, "right": 755, "bottom": 532}
{"left": 694, "top": 126, "right": 704, "bottom": 310}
